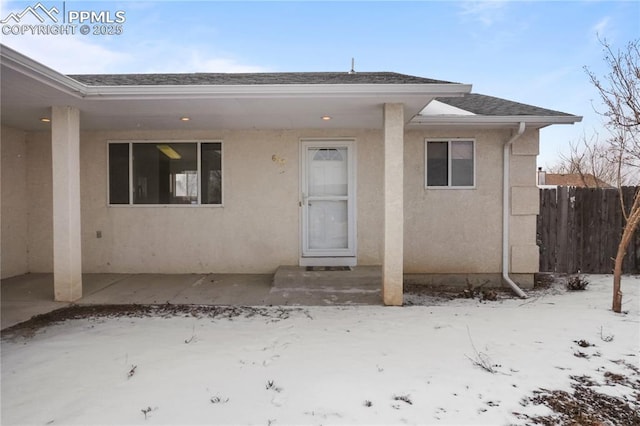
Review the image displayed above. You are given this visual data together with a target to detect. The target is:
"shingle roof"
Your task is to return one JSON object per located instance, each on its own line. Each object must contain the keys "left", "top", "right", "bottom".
{"left": 68, "top": 72, "right": 455, "bottom": 86}
{"left": 438, "top": 93, "right": 572, "bottom": 117}
{"left": 66, "top": 71, "right": 576, "bottom": 119}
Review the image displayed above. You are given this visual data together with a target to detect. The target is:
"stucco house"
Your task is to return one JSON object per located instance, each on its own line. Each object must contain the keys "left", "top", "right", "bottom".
{"left": 0, "top": 45, "right": 581, "bottom": 305}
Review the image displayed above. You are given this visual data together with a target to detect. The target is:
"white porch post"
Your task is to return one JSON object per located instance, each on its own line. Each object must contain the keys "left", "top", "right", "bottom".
{"left": 51, "top": 106, "right": 82, "bottom": 302}
{"left": 383, "top": 103, "right": 404, "bottom": 306}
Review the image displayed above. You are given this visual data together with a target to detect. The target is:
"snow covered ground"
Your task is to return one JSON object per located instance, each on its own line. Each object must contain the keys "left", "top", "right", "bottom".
{"left": 1, "top": 274, "right": 638, "bottom": 425}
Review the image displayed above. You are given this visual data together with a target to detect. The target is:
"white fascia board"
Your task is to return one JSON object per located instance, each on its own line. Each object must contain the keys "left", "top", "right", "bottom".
{"left": 409, "top": 114, "right": 582, "bottom": 127}
{"left": 83, "top": 83, "right": 473, "bottom": 100}
{"left": 0, "top": 44, "right": 86, "bottom": 97}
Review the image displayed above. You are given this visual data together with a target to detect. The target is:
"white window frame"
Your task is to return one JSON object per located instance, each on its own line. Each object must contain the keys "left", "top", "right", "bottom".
{"left": 107, "top": 140, "right": 223, "bottom": 207}
{"left": 424, "top": 138, "right": 476, "bottom": 189}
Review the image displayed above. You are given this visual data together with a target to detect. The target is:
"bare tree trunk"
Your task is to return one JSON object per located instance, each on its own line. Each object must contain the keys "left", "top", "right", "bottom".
{"left": 612, "top": 192, "right": 640, "bottom": 312}
{"left": 612, "top": 234, "right": 627, "bottom": 313}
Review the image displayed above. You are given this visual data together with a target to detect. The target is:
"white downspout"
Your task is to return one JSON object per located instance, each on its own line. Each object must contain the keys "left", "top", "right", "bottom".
{"left": 503, "top": 122, "right": 528, "bottom": 298}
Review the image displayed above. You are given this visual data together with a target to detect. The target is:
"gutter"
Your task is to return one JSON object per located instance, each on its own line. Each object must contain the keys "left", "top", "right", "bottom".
{"left": 408, "top": 115, "right": 582, "bottom": 127}
{"left": 503, "top": 122, "right": 528, "bottom": 298}
{"left": 82, "top": 83, "right": 472, "bottom": 100}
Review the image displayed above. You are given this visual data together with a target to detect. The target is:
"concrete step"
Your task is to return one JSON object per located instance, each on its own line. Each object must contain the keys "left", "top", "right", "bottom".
{"left": 273, "top": 265, "right": 381, "bottom": 291}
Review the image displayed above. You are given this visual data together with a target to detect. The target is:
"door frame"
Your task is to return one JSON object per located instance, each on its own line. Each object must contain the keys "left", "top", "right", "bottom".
{"left": 299, "top": 138, "right": 357, "bottom": 266}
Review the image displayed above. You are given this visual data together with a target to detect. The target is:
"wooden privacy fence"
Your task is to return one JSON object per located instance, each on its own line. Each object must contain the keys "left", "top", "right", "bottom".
{"left": 537, "top": 186, "right": 640, "bottom": 274}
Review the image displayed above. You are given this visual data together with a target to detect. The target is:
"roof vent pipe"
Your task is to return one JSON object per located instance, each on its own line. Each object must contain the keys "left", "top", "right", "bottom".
{"left": 349, "top": 58, "right": 356, "bottom": 74}
{"left": 503, "top": 122, "right": 528, "bottom": 298}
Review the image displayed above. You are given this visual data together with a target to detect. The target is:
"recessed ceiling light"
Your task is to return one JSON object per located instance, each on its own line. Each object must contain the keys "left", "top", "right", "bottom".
{"left": 40, "top": 117, "right": 51, "bottom": 123}
{"left": 321, "top": 115, "right": 332, "bottom": 121}
{"left": 180, "top": 117, "right": 190, "bottom": 121}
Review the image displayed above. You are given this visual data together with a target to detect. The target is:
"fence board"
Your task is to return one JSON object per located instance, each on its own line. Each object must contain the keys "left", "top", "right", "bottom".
{"left": 537, "top": 186, "right": 640, "bottom": 274}
{"left": 622, "top": 187, "right": 638, "bottom": 272}
{"left": 537, "top": 188, "right": 557, "bottom": 272}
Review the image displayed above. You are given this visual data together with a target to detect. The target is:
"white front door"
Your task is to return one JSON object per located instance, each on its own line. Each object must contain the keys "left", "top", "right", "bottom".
{"left": 301, "top": 140, "right": 356, "bottom": 263}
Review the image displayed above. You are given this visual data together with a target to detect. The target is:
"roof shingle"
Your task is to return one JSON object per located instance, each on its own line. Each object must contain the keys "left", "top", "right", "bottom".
{"left": 66, "top": 70, "right": 577, "bottom": 119}
{"left": 438, "top": 93, "right": 572, "bottom": 117}
{"left": 68, "top": 72, "right": 455, "bottom": 86}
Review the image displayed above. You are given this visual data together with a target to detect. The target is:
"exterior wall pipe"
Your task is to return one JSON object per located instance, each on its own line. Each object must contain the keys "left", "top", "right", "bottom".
{"left": 503, "top": 122, "right": 528, "bottom": 298}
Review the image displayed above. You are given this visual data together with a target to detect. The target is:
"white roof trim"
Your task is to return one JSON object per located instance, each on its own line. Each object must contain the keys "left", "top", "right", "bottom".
{"left": 81, "top": 83, "right": 472, "bottom": 100}
{"left": 409, "top": 114, "right": 582, "bottom": 127}
{"left": 419, "top": 99, "right": 475, "bottom": 116}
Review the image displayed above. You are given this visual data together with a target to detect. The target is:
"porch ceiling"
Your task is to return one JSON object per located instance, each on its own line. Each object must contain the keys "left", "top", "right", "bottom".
{"left": 1, "top": 46, "right": 470, "bottom": 132}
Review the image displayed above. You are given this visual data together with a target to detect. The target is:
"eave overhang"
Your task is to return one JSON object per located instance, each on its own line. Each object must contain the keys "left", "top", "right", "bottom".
{"left": 408, "top": 114, "right": 582, "bottom": 129}
{"left": 1, "top": 43, "right": 86, "bottom": 97}
{"left": 78, "top": 83, "right": 472, "bottom": 100}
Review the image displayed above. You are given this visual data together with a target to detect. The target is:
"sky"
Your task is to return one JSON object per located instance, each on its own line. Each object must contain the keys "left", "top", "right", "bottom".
{"left": 1, "top": 0, "right": 639, "bottom": 167}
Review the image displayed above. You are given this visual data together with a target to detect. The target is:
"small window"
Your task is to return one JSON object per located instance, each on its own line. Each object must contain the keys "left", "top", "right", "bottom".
{"left": 108, "top": 141, "right": 222, "bottom": 205}
{"left": 425, "top": 139, "right": 474, "bottom": 188}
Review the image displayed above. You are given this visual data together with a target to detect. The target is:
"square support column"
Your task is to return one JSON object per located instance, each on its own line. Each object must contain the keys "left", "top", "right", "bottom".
{"left": 51, "top": 106, "right": 82, "bottom": 302}
{"left": 383, "top": 103, "right": 404, "bottom": 306}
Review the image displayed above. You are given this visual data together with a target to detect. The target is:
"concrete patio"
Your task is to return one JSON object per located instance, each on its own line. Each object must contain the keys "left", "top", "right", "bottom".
{"left": 1, "top": 266, "right": 382, "bottom": 329}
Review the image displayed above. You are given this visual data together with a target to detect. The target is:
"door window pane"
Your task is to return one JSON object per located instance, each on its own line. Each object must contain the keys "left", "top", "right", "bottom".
{"left": 308, "top": 200, "right": 348, "bottom": 249}
{"left": 175, "top": 171, "right": 197, "bottom": 197}
{"left": 308, "top": 148, "right": 348, "bottom": 196}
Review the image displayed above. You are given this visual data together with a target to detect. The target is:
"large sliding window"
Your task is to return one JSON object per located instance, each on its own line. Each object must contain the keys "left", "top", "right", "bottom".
{"left": 108, "top": 141, "right": 222, "bottom": 205}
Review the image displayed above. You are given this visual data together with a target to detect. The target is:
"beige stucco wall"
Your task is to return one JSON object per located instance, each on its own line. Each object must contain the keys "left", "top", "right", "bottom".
{"left": 1, "top": 126, "right": 29, "bottom": 278}
{"left": 405, "top": 129, "right": 505, "bottom": 274}
{"left": 22, "top": 128, "right": 385, "bottom": 274}
{"left": 509, "top": 128, "right": 540, "bottom": 274}
{"left": 26, "top": 131, "right": 53, "bottom": 272}
{"left": 81, "top": 129, "right": 300, "bottom": 273}
{"left": 403, "top": 128, "right": 539, "bottom": 278}
{"left": 19, "top": 126, "right": 539, "bottom": 276}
